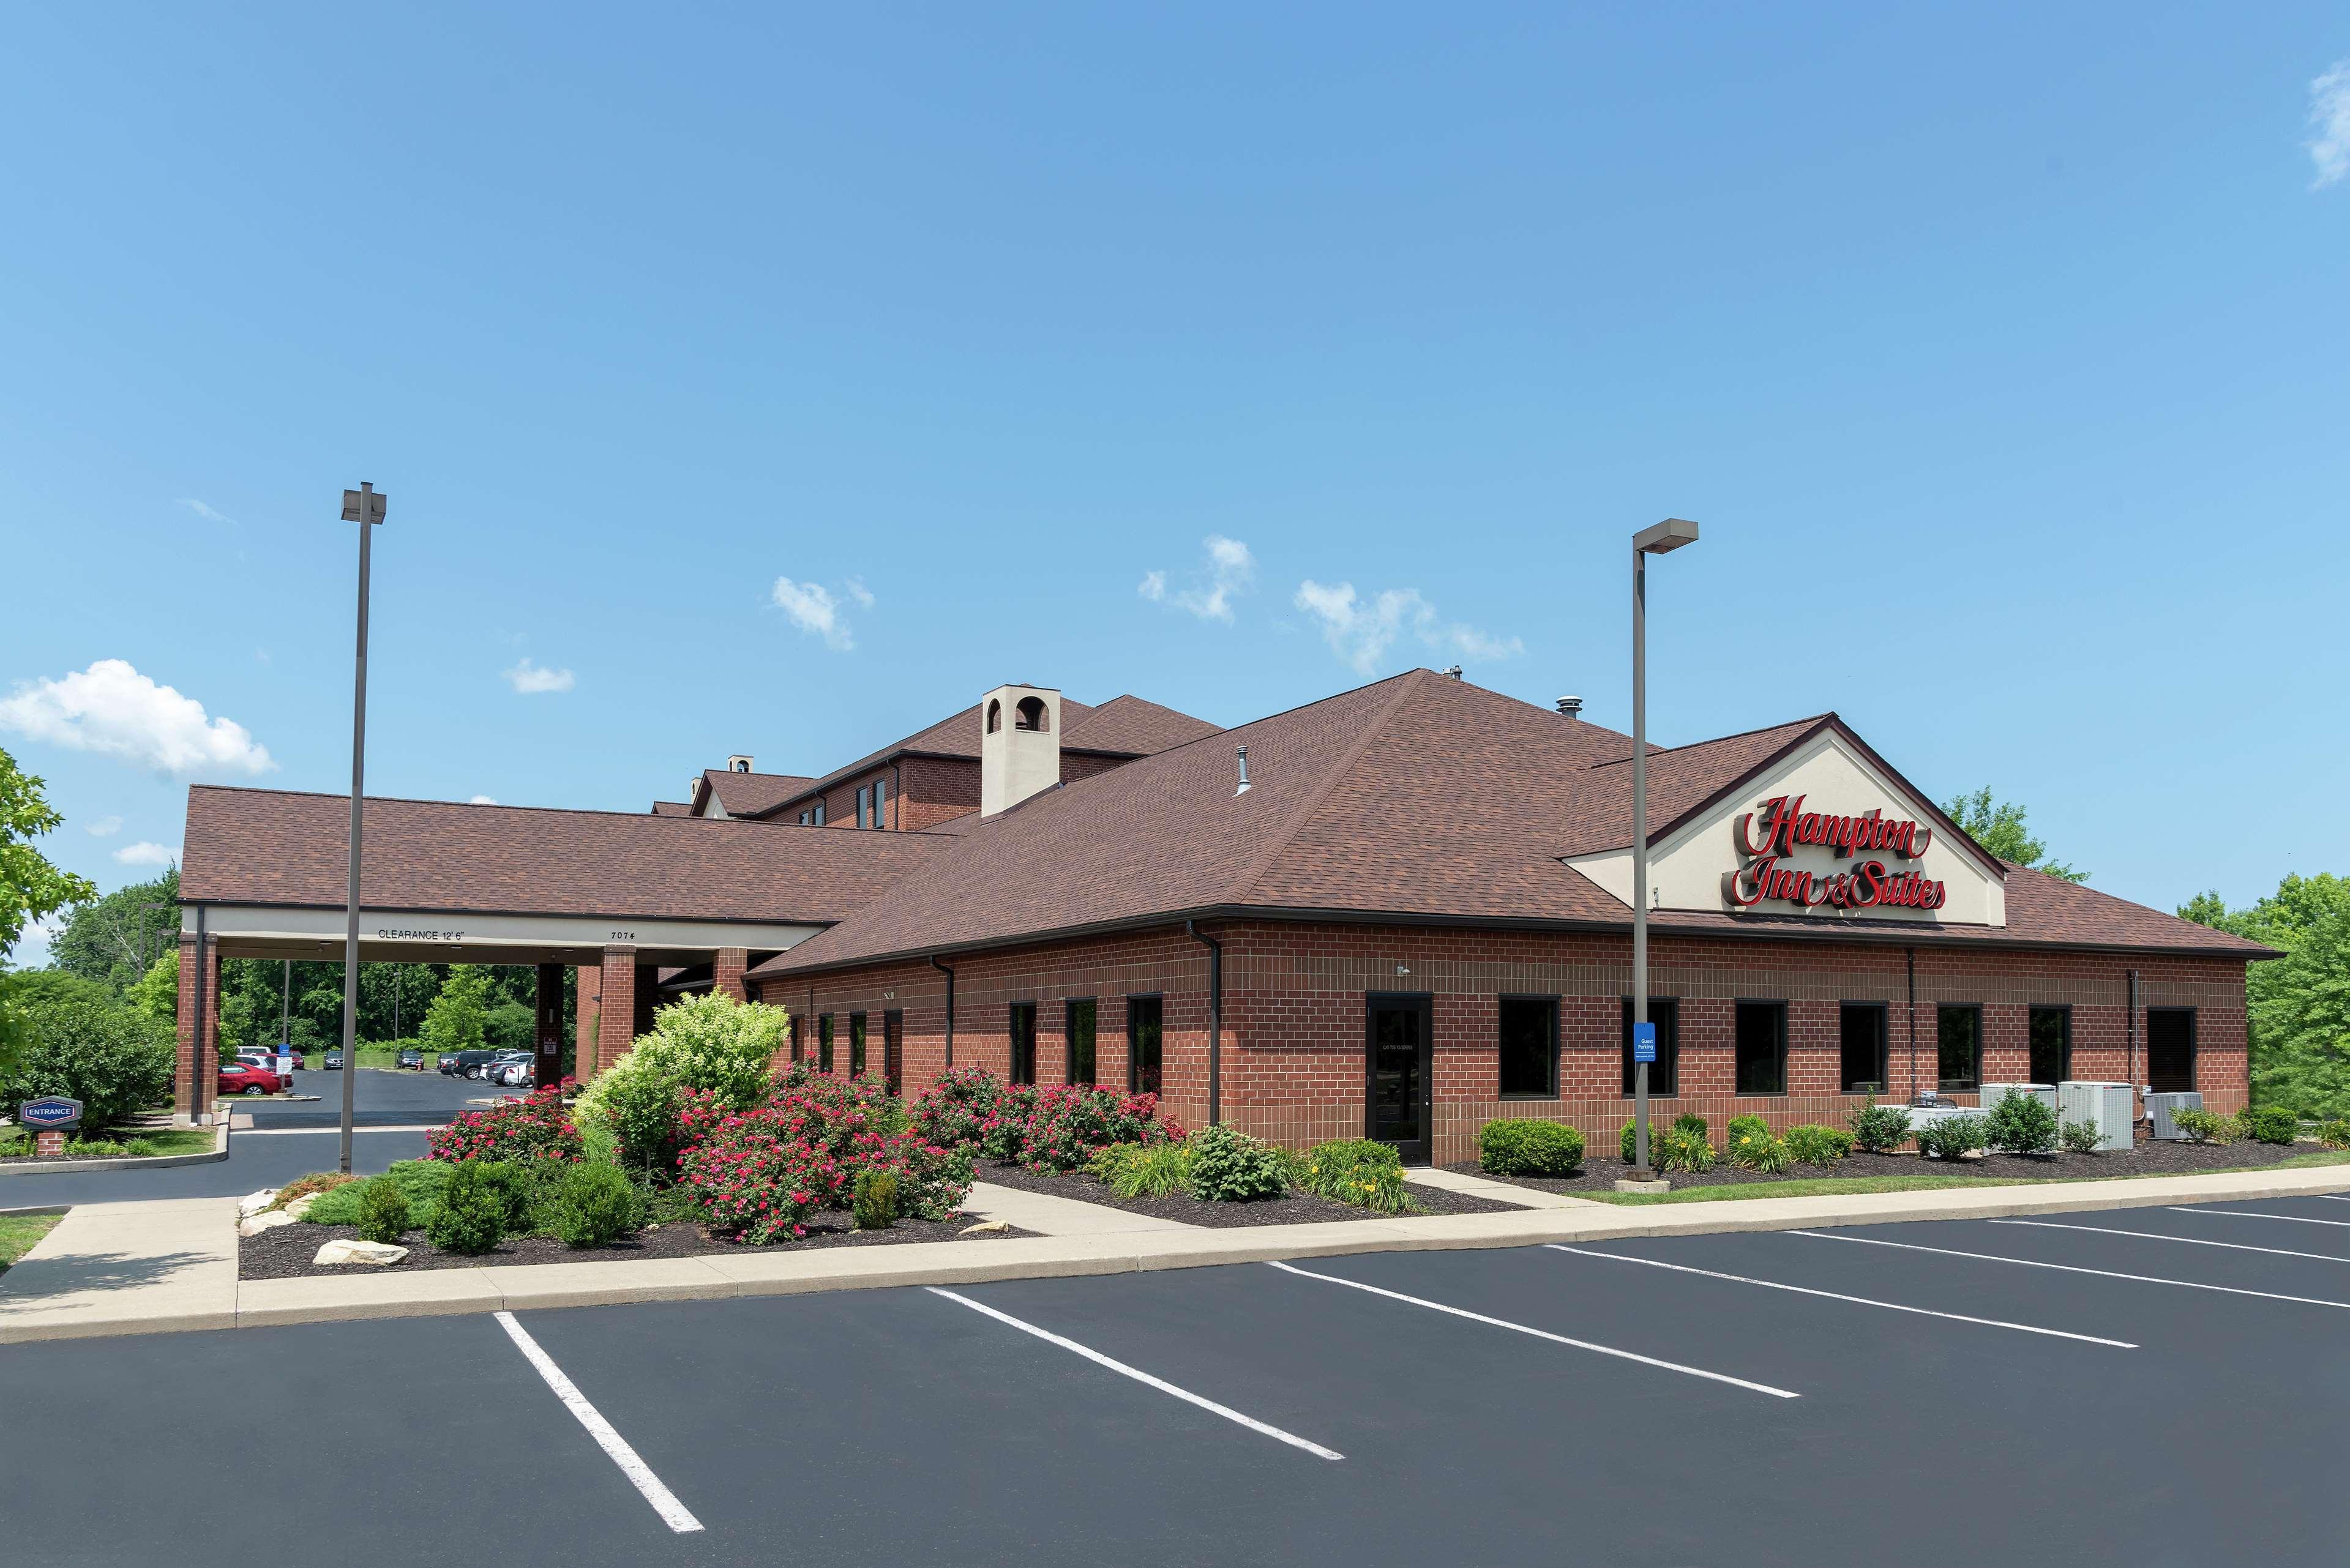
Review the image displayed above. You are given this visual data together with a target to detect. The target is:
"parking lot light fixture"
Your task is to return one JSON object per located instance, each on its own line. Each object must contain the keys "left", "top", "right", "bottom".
{"left": 335, "top": 482, "right": 386, "bottom": 1173}
{"left": 1630, "top": 518, "right": 1699, "bottom": 1182}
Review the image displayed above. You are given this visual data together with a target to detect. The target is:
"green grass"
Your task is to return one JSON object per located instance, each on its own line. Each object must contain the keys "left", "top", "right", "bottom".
{"left": 0, "top": 1213, "right": 62, "bottom": 1274}
{"left": 0, "top": 1127, "right": 216, "bottom": 1160}
{"left": 1574, "top": 1149, "right": 2350, "bottom": 1205}
{"left": 297, "top": 1047, "right": 407, "bottom": 1071}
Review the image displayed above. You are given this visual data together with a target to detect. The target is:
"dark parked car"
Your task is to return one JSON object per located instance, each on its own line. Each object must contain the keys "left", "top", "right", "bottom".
{"left": 452, "top": 1050, "right": 501, "bottom": 1079}
{"left": 437, "top": 1052, "right": 463, "bottom": 1074}
{"left": 217, "top": 1061, "right": 287, "bottom": 1097}
{"left": 396, "top": 1048, "right": 425, "bottom": 1070}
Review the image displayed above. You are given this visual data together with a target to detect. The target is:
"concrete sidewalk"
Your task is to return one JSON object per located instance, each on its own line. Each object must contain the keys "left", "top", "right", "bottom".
{"left": 4, "top": 1162, "right": 2348, "bottom": 1345}
{"left": 1403, "top": 1166, "right": 1600, "bottom": 1209}
{"left": 964, "top": 1179, "right": 1201, "bottom": 1234}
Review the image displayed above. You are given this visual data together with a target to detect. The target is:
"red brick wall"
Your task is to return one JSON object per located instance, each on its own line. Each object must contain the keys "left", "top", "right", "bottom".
{"left": 594, "top": 948, "right": 637, "bottom": 1074}
{"left": 761, "top": 919, "right": 2252, "bottom": 1165}
{"left": 714, "top": 948, "right": 748, "bottom": 1002}
{"left": 173, "top": 933, "right": 220, "bottom": 1121}
{"left": 897, "top": 756, "right": 979, "bottom": 831}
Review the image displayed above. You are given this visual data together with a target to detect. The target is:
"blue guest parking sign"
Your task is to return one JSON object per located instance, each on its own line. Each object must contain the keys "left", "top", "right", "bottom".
{"left": 19, "top": 1096, "right": 83, "bottom": 1132}
{"left": 1632, "top": 1023, "right": 1656, "bottom": 1064}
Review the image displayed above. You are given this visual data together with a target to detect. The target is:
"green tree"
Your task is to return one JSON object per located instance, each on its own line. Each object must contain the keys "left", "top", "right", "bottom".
{"left": 2182, "top": 875, "right": 2350, "bottom": 1119}
{"left": 44, "top": 868, "right": 177, "bottom": 993}
{"left": 127, "top": 952, "right": 177, "bottom": 1025}
{"left": 421, "top": 965, "right": 493, "bottom": 1053}
{"left": 1940, "top": 787, "right": 2087, "bottom": 883}
{"left": 0, "top": 747, "right": 99, "bottom": 1072}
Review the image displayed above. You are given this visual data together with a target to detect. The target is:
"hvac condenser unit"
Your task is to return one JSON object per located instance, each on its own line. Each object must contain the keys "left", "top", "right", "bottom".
{"left": 2058, "top": 1081, "right": 2134, "bottom": 1152}
{"left": 1979, "top": 1084, "right": 2057, "bottom": 1118}
{"left": 2145, "top": 1092, "right": 2204, "bottom": 1141}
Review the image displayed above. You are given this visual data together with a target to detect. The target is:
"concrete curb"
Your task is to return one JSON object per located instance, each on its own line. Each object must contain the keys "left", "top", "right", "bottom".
{"left": 0, "top": 1119, "right": 231, "bottom": 1178}
{"left": 5, "top": 1162, "right": 2348, "bottom": 1344}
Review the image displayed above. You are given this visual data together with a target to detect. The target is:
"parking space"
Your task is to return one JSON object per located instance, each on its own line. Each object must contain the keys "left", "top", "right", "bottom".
{"left": 237, "top": 1066, "right": 513, "bottom": 1130}
{"left": 7, "top": 1193, "right": 2349, "bottom": 1565}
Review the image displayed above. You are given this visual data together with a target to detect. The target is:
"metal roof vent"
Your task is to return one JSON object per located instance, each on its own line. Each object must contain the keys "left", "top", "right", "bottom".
{"left": 1234, "top": 745, "right": 1251, "bottom": 796}
{"left": 1555, "top": 695, "right": 1583, "bottom": 720}
{"left": 1442, "top": 665, "right": 1464, "bottom": 679}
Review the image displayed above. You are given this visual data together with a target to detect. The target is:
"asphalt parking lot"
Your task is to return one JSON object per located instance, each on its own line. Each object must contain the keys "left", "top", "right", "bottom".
{"left": 6, "top": 1191, "right": 2348, "bottom": 1567}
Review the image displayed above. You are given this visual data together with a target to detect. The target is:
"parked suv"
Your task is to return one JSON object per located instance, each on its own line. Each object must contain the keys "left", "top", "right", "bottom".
{"left": 396, "top": 1048, "right": 425, "bottom": 1070}
{"left": 452, "top": 1050, "right": 501, "bottom": 1080}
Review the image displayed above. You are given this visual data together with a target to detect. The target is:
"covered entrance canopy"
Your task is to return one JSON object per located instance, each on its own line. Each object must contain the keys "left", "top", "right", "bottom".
{"left": 174, "top": 786, "right": 946, "bottom": 1121}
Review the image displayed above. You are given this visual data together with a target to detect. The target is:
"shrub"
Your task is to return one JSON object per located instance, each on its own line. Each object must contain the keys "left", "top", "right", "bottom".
{"left": 1726, "top": 1122, "right": 1789, "bottom": 1174}
{"left": 1297, "top": 1138, "right": 1413, "bottom": 1213}
{"left": 304, "top": 1160, "right": 452, "bottom": 1225}
{"left": 678, "top": 1119, "right": 839, "bottom": 1243}
{"left": 979, "top": 1084, "right": 1041, "bottom": 1163}
{"left": 911, "top": 1066, "right": 1003, "bottom": 1149}
{"left": 267, "top": 1171, "right": 359, "bottom": 1212}
{"left": 426, "top": 1085, "right": 583, "bottom": 1165}
{"left": 2237, "top": 1106, "right": 2299, "bottom": 1146}
{"left": 425, "top": 1162, "right": 506, "bottom": 1254}
{"left": 855, "top": 1130, "right": 973, "bottom": 1221}
{"left": 2171, "top": 1107, "right": 2234, "bottom": 1144}
{"left": 470, "top": 1160, "right": 544, "bottom": 1236}
{"left": 1013, "top": 1085, "right": 1180, "bottom": 1173}
{"left": 572, "top": 992, "right": 792, "bottom": 1174}
{"left": 0, "top": 992, "right": 174, "bottom": 1131}
{"left": 1726, "top": 1113, "right": 1770, "bottom": 1147}
{"left": 1784, "top": 1124, "right": 1854, "bottom": 1165}
{"left": 2319, "top": 1119, "right": 2350, "bottom": 1151}
{"left": 2059, "top": 1118, "right": 2104, "bottom": 1155}
{"left": 1916, "top": 1114, "right": 1989, "bottom": 1160}
{"left": 1091, "top": 1140, "right": 1196, "bottom": 1199}
{"left": 1652, "top": 1126, "right": 1715, "bottom": 1173}
{"left": 1986, "top": 1092, "right": 2059, "bottom": 1155}
{"left": 548, "top": 1162, "right": 643, "bottom": 1248}
{"left": 852, "top": 1168, "right": 899, "bottom": 1230}
{"left": 354, "top": 1176, "right": 412, "bottom": 1244}
{"left": 1479, "top": 1119, "right": 1585, "bottom": 1178}
{"left": 1849, "top": 1099, "right": 1912, "bottom": 1154}
{"left": 1185, "top": 1124, "right": 1290, "bottom": 1202}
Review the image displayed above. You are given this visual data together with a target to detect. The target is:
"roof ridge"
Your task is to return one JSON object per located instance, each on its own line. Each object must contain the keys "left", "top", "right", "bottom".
{"left": 1587, "top": 712, "right": 1833, "bottom": 769}
{"left": 1223, "top": 670, "right": 1428, "bottom": 907}
{"left": 183, "top": 783, "right": 968, "bottom": 836}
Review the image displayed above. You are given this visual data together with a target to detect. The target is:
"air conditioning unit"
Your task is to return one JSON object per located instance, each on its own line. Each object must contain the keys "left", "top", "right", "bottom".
{"left": 2059, "top": 1081, "right": 2134, "bottom": 1152}
{"left": 1980, "top": 1084, "right": 2056, "bottom": 1118}
{"left": 2146, "top": 1091, "right": 2204, "bottom": 1141}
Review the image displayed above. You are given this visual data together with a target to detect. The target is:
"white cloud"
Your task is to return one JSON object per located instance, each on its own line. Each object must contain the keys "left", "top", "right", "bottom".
{"left": 0, "top": 659, "right": 275, "bottom": 777}
{"left": 503, "top": 657, "right": 575, "bottom": 695}
{"left": 113, "top": 841, "right": 180, "bottom": 867}
{"left": 2312, "top": 59, "right": 2350, "bottom": 189}
{"left": 844, "top": 576, "right": 876, "bottom": 610}
{"left": 85, "top": 815, "right": 122, "bottom": 838}
{"left": 468, "top": 794, "right": 498, "bottom": 805}
{"left": 1142, "top": 535, "right": 1256, "bottom": 622}
{"left": 769, "top": 577, "right": 855, "bottom": 651}
{"left": 1292, "top": 580, "right": 1525, "bottom": 676}
{"left": 177, "top": 498, "right": 233, "bottom": 525}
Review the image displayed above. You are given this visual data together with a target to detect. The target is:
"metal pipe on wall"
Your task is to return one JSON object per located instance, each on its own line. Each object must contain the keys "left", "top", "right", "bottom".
{"left": 930, "top": 956, "right": 955, "bottom": 1068}
{"left": 1186, "top": 920, "right": 1222, "bottom": 1126}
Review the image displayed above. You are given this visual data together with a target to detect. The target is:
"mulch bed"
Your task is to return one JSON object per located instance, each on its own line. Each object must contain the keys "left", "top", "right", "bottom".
{"left": 976, "top": 1160, "right": 1524, "bottom": 1226}
{"left": 239, "top": 1210, "right": 1030, "bottom": 1280}
{"left": 1445, "top": 1137, "right": 2338, "bottom": 1195}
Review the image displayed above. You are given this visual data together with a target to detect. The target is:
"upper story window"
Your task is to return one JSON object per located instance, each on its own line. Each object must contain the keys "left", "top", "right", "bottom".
{"left": 856, "top": 785, "right": 871, "bottom": 828}
{"left": 1015, "top": 696, "right": 1048, "bottom": 731}
{"left": 811, "top": 800, "right": 826, "bottom": 826}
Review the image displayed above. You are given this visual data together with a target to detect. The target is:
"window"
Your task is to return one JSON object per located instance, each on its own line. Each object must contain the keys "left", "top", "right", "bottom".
{"left": 855, "top": 786, "right": 870, "bottom": 828}
{"left": 797, "top": 810, "right": 811, "bottom": 826}
{"left": 1015, "top": 695, "right": 1047, "bottom": 731}
{"left": 1128, "top": 995, "right": 1162, "bottom": 1096}
{"left": 1496, "top": 996, "right": 1557, "bottom": 1098}
{"left": 817, "top": 1015, "right": 834, "bottom": 1074}
{"left": 2147, "top": 1007, "right": 2196, "bottom": 1094}
{"left": 1734, "top": 1001, "right": 1787, "bottom": 1095}
{"left": 2029, "top": 1005, "right": 2071, "bottom": 1085}
{"left": 1937, "top": 1004, "right": 1981, "bottom": 1091}
{"left": 1066, "top": 998, "right": 1097, "bottom": 1086}
{"left": 788, "top": 1015, "right": 803, "bottom": 1064}
{"left": 1009, "top": 1002, "right": 1036, "bottom": 1085}
{"left": 1839, "top": 1002, "right": 1888, "bottom": 1093}
{"left": 986, "top": 698, "right": 1002, "bottom": 733}
{"left": 1620, "top": 998, "right": 1680, "bottom": 1097}
{"left": 873, "top": 775, "right": 888, "bottom": 830}
{"left": 883, "top": 1010, "right": 904, "bottom": 1096}
{"left": 811, "top": 800, "right": 826, "bottom": 826}
{"left": 849, "top": 1012, "right": 867, "bottom": 1077}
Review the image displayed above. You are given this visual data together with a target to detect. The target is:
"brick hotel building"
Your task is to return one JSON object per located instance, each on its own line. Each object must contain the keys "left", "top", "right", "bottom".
{"left": 176, "top": 671, "right": 2268, "bottom": 1160}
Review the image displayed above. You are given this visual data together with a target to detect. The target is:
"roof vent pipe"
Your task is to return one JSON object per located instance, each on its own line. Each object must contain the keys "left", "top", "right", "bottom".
{"left": 1555, "top": 695, "right": 1583, "bottom": 720}
{"left": 1233, "top": 745, "right": 1251, "bottom": 796}
{"left": 1442, "top": 665, "right": 1464, "bottom": 679}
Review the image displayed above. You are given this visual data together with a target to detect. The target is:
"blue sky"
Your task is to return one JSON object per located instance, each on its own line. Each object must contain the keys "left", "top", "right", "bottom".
{"left": 4, "top": 4, "right": 2347, "bottom": 960}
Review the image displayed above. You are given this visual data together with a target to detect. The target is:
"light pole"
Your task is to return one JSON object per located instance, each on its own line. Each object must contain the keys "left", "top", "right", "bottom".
{"left": 1629, "top": 517, "right": 1699, "bottom": 1183}
{"left": 336, "top": 483, "right": 386, "bottom": 1173}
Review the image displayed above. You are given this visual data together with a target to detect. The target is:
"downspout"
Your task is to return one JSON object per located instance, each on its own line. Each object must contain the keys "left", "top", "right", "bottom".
{"left": 1186, "top": 919, "right": 1222, "bottom": 1127}
{"left": 190, "top": 906, "right": 209, "bottom": 1124}
{"left": 2127, "top": 968, "right": 2141, "bottom": 1130}
{"left": 1905, "top": 946, "right": 1917, "bottom": 1101}
{"left": 930, "top": 955, "right": 955, "bottom": 1069}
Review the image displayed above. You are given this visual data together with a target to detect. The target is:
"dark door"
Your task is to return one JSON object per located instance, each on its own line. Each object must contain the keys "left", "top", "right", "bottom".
{"left": 1365, "top": 994, "right": 1434, "bottom": 1165}
{"left": 2147, "top": 1008, "right": 2196, "bottom": 1093}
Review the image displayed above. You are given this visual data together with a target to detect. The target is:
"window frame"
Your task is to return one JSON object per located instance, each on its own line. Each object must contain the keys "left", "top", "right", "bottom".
{"left": 788, "top": 1014, "right": 803, "bottom": 1064}
{"left": 1733, "top": 999, "right": 1789, "bottom": 1096}
{"left": 1008, "top": 1001, "right": 1037, "bottom": 1086}
{"left": 1126, "top": 994, "right": 1163, "bottom": 1096}
{"left": 874, "top": 775, "right": 889, "bottom": 830}
{"left": 1936, "top": 1002, "right": 1983, "bottom": 1092}
{"left": 882, "top": 1009, "right": 904, "bottom": 1096}
{"left": 1839, "top": 1001, "right": 1889, "bottom": 1094}
{"left": 2027, "top": 1003, "right": 2073, "bottom": 1086}
{"left": 848, "top": 1011, "right": 867, "bottom": 1077}
{"left": 811, "top": 801, "right": 826, "bottom": 827}
{"left": 855, "top": 785, "right": 870, "bottom": 828}
{"left": 1619, "top": 996, "right": 1682, "bottom": 1098}
{"left": 1496, "top": 995, "right": 1560, "bottom": 1100}
{"left": 2147, "top": 1006, "right": 2198, "bottom": 1094}
{"left": 817, "top": 1014, "right": 834, "bottom": 1074}
{"left": 1065, "top": 997, "right": 1098, "bottom": 1086}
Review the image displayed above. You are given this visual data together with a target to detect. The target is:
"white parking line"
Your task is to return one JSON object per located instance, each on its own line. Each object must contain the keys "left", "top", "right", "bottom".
{"left": 1988, "top": 1219, "right": 2350, "bottom": 1265}
{"left": 495, "top": 1312, "right": 705, "bottom": 1534}
{"left": 2316, "top": 1195, "right": 2350, "bottom": 1205}
{"left": 1265, "top": 1260, "right": 1799, "bottom": 1399}
{"left": 234, "top": 1124, "right": 446, "bottom": 1135}
{"left": 925, "top": 1287, "right": 1343, "bottom": 1461}
{"left": 1789, "top": 1230, "right": 2350, "bottom": 1312}
{"left": 1544, "top": 1244, "right": 2136, "bottom": 1348}
{"left": 2168, "top": 1207, "right": 2350, "bottom": 1230}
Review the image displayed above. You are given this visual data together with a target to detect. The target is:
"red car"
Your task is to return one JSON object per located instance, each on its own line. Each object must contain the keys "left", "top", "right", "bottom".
{"left": 217, "top": 1061, "right": 287, "bottom": 1097}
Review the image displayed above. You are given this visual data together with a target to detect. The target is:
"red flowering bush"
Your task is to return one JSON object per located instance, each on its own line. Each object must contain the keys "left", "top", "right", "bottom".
{"left": 1017, "top": 1086, "right": 1181, "bottom": 1173}
{"left": 673, "top": 1071, "right": 973, "bottom": 1238}
{"left": 911, "top": 1066, "right": 1003, "bottom": 1149}
{"left": 425, "top": 1083, "right": 583, "bottom": 1164}
{"left": 679, "top": 1115, "right": 843, "bottom": 1243}
{"left": 850, "top": 1128, "right": 975, "bottom": 1220}
{"left": 979, "top": 1083, "right": 1042, "bottom": 1163}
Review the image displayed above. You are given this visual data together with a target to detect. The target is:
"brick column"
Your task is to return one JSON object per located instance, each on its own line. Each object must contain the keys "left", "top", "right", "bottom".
{"left": 174, "top": 933, "right": 220, "bottom": 1125}
{"left": 534, "top": 963, "right": 566, "bottom": 1088}
{"left": 575, "top": 964, "right": 601, "bottom": 1072}
{"left": 714, "top": 947, "right": 749, "bottom": 1002}
{"left": 594, "top": 947, "right": 637, "bottom": 1074}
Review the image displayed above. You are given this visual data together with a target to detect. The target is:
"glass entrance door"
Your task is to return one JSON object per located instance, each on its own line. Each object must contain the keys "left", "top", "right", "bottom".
{"left": 1365, "top": 994, "right": 1434, "bottom": 1165}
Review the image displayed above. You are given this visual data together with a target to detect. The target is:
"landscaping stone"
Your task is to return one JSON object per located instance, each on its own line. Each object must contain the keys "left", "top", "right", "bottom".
{"left": 283, "top": 1193, "right": 320, "bottom": 1221}
{"left": 959, "top": 1219, "right": 1011, "bottom": 1236}
{"left": 238, "top": 1211, "right": 296, "bottom": 1238}
{"left": 236, "top": 1189, "right": 279, "bottom": 1220}
{"left": 313, "top": 1239, "right": 408, "bottom": 1267}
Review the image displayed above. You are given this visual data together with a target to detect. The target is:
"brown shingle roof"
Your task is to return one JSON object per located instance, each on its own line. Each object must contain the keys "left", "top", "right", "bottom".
{"left": 756, "top": 671, "right": 2271, "bottom": 975}
{"left": 182, "top": 787, "right": 947, "bottom": 924}
{"left": 649, "top": 801, "right": 692, "bottom": 817}
{"left": 698, "top": 769, "right": 816, "bottom": 818}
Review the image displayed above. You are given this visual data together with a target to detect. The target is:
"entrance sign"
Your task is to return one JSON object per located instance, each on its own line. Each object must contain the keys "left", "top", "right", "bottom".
{"left": 1724, "top": 794, "right": 1948, "bottom": 914}
{"left": 1632, "top": 1023, "right": 1656, "bottom": 1063}
{"left": 19, "top": 1096, "right": 83, "bottom": 1132}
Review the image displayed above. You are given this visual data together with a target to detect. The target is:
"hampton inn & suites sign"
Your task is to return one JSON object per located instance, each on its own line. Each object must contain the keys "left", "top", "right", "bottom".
{"left": 1724, "top": 794, "right": 1947, "bottom": 913}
